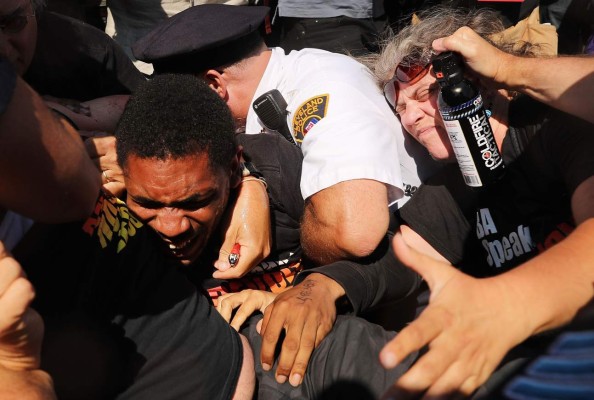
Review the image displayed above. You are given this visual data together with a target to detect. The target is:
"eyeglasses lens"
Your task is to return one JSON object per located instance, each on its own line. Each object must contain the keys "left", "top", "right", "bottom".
{"left": 395, "top": 64, "right": 430, "bottom": 84}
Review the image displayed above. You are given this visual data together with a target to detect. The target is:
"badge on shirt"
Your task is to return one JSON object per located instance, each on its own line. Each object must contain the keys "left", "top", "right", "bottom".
{"left": 292, "top": 94, "right": 329, "bottom": 143}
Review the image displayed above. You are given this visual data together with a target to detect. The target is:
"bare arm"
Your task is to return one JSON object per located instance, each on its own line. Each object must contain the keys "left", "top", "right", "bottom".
{"left": 432, "top": 27, "right": 594, "bottom": 124}
{"left": 232, "top": 334, "right": 256, "bottom": 400}
{"left": 381, "top": 212, "right": 594, "bottom": 399}
{"left": 0, "top": 76, "right": 101, "bottom": 222}
{"left": 301, "top": 179, "right": 390, "bottom": 265}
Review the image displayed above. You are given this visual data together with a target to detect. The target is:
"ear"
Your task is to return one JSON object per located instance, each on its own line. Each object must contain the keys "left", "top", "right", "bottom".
{"left": 230, "top": 146, "right": 243, "bottom": 189}
{"left": 203, "top": 69, "right": 228, "bottom": 101}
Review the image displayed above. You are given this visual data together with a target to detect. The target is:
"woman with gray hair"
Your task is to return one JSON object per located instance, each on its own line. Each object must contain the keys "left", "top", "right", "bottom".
{"left": 361, "top": 6, "right": 594, "bottom": 400}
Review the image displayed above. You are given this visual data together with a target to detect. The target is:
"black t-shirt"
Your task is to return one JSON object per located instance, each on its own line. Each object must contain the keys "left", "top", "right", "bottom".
{"left": 16, "top": 191, "right": 242, "bottom": 400}
{"left": 24, "top": 11, "right": 144, "bottom": 101}
{"left": 399, "top": 97, "right": 594, "bottom": 277}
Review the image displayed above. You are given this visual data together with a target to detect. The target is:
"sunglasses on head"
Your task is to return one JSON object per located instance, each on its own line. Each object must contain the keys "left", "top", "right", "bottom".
{"left": 383, "top": 62, "right": 431, "bottom": 109}
{"left": 0, "top": 2, "right": 35, "bottom": 34}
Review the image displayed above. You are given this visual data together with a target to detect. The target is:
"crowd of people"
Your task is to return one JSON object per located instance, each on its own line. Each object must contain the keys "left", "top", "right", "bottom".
{"left": 1, "top": 0, "right": 594, "bottom": 399}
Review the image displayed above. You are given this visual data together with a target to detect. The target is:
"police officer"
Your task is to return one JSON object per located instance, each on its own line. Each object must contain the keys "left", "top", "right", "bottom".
{"left": 133, "top": 4, "right": 436, "bottom": 267}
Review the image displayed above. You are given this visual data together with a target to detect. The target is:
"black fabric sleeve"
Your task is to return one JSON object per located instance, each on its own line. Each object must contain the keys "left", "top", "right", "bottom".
{"left": 294, "top": 232, "right": 422, "bottom": 314}
{"left": 16, "top": 190, "right": 244, "bottom": 399}
{"left": 81, "top": 190, "right": 244, "bottom": 400}
{"left": 397, "top": 164, "right": 478, "bottom": 265}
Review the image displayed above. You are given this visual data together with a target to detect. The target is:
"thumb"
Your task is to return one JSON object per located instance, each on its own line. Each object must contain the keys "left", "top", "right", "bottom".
{"left": 213, "top": 244, "right": 252, "bottom": 279}
{"left": 431, "top": 37, "right": 448, "bottom": 53}
{"left": 392, "top": 232, "right": 457, "bottom": 291}
{"left": 256, "top": 318, "right": 263, "bottom": 334}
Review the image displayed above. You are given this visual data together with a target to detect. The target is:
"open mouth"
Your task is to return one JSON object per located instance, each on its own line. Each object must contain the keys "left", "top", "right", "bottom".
{"left": 162, "top": 234, "right": 199, "bottom": 259}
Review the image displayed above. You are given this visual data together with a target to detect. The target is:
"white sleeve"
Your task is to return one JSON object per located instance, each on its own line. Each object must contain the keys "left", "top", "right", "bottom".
{"left": 295, "top": 82, "right": 404, "bottom": 203}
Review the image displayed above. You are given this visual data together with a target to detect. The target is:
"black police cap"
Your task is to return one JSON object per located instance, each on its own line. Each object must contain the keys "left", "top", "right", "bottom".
{"left": 133, "top": 4, "right": 269, "bottom": 74}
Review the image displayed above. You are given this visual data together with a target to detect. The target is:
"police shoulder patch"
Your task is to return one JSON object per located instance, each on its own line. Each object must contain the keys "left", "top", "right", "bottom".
{"left": 292, "top": 94, "right": 329, "bottom": 143}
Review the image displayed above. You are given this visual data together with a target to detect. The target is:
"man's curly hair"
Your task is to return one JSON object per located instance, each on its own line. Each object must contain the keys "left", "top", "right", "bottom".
{"left": 116, "top": 74, "right": 236, "bottom": 172}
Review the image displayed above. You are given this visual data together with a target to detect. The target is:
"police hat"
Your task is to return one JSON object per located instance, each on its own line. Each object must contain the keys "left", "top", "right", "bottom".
{"left": 133, "top": 4, "right": 269, "bottom": 74}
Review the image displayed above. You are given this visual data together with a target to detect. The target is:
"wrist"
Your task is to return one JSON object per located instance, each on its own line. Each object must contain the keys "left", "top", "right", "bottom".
{"left": 304, "top": 273, "right": 346, "bottom": 301}
{"left": 240, "top": 161, "right": 267, "bottom": 189}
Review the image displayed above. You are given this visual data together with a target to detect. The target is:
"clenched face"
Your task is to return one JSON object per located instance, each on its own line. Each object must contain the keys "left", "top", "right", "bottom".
{"left": 124, "top": 152, "right": 239, "bottom": 266}
{"left": 0, "top": 0, "right": 37, "bottom": 75}
{"left": 390, "top": 67, "right": 455, "bottom": 162}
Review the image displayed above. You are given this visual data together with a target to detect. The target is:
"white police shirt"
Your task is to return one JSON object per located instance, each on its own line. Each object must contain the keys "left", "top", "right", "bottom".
{"left": 245, "top": 47, "right": 437, "bottom": 206}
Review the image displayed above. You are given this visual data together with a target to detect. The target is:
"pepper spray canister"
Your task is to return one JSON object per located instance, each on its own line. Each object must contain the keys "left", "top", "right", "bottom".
{"left": 432, "top": 51, "right": 505, "bottom": 188}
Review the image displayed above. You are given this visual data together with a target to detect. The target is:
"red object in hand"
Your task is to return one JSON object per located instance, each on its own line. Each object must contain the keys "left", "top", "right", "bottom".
{"left": 228, "top": 243, "right": 241, "bottom": 267}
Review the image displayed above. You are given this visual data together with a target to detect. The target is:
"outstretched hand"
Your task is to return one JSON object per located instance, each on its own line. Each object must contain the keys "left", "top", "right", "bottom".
{"left": 213, "top": 179, "right": 271, "bottom": 279}
{"left": 380, "top": 233, "right": 529, "bottom": 399}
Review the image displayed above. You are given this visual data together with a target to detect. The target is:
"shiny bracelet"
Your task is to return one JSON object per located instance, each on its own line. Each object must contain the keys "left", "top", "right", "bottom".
{"left": 241, "top": 176, "right": 267, "bottom": 189}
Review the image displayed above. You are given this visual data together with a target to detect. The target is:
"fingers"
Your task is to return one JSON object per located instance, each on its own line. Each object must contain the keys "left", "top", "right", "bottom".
{"left": 392, "top": 232, "right": 438, "bottom": 288}
{"left": 273, "top": 315, "right": 311, "bottom": 384}
{"left": 259, "top": 303, "right": 284, "bottom": 372}
{"left": 0, "top": 254, "right": 33, "bottom": 332}
{"left": 213, "top": 243, "right": 262, "bottom": 279}
{"left": 103, "top": 181, "right": 126, "bottom": 198}
{"left": 286, "top": 319, "right": 320, "bottom": 386}
{"left": 216, "top": 293, "right": 237, "bottom": 323}
{"left": 388, "top": 335, "right": 462, "bottom": 398}
{"left": 423, "top": 360, "right": 479, "bottom": 400}
{"left": 382, "top": 340, "right": 486, "bottom": 400}
{"left": 380, "top": 309, "right": 444, "bottom": 370}
{"left": 432, "top": 26, "right": 476, "bottom": 54}
{"left": 0, "top": 256, "right": 25, "bottom": 296}
{"left": 84, "top": 136, "right": 116, "bottom": 159}
{"left": 393, "top": 232, "right": 457, "bottom": 292}
{"left": 216, "top": 290, "right": 277, "bottom": 331}
{"left": 83, "top": 136, "right": 124, "bottom": 194}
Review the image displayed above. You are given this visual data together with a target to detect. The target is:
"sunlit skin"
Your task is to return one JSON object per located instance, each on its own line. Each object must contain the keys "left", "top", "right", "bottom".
{"left": 124, "top": 152, "right": 241, "bottom": 266}
{"left": 393, "top": 66, "right": 508, "bottom": 163}
{"left": 393, "top": 67, "right": 456, "bottom": 162}
{"left": 0, "top": 0, "right": 37, "bottom": 76}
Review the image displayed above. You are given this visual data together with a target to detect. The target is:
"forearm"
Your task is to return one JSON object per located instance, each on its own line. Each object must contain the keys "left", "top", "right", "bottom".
{"left": 0, "top": 77, "right": 101, "bottom": 222}
{"left": 301, "top": 180, "right": 390, "bottom": 265}
{"left": 503, "top": 55, "right": 594, "bottom": 124}
{"left": 499, "top": 218, "right": 594, "bottom": 337}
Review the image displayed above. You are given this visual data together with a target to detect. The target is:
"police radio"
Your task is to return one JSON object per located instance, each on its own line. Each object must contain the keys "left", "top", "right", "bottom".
{"left": 252, "top": 89, "right": 299, "bottom": 147}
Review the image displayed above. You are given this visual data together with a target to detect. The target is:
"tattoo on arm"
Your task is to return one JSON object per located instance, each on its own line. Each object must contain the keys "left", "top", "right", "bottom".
{"left": 296, "top": 280, "right": 316, "bottom": 303}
